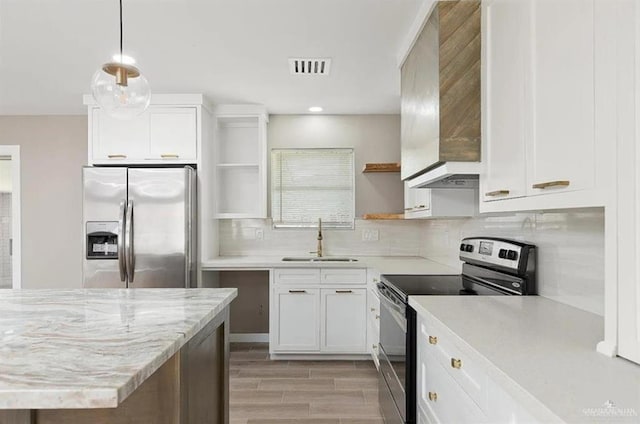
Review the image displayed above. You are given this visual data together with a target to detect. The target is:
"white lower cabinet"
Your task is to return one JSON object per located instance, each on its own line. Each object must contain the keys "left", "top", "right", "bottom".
{"left": 321, "top": 289, "right": 367, "bottom": 352}
{"left": 270, "top": 268, "right": 368, "bottom": 355}
{"left": 417, "top": 313, "right": 537, "bottom": 424}
{"left": 272, "top": 287, "right": 320, "bottom": 351}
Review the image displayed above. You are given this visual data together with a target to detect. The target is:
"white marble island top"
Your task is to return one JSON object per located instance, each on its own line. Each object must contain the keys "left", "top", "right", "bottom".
{"left": 0, "top": 288, "right": 237, "bottom": 410}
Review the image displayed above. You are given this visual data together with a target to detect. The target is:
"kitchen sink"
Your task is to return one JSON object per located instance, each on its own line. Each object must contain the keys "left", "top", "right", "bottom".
{"left": 282, "top": 257, "right": 358, "bottom": 262}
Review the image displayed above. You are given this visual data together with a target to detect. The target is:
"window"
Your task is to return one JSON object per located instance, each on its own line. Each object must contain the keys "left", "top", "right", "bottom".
{"left": 271, "top": 148, "right": 355, "bottom": 229}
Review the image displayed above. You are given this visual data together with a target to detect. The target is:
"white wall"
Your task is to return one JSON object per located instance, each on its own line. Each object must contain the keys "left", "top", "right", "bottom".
{"left": 0, "top": 116, "right": 87, "bottom": 289}
{"left": 419, "top": 208, "right": 605, "bottom": 316}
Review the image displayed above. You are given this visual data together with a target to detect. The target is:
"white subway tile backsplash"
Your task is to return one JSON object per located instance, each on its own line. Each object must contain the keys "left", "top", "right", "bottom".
{"left": 219, "top": 218, "right": 425, "bottom": 257}
{"left": 419, "top": 208, "right": 605, "bottom": 316}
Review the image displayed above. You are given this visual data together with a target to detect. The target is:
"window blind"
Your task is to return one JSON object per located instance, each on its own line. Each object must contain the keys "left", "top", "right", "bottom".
{"left": 271, "top": 148, "right": 355, "bottom": 228}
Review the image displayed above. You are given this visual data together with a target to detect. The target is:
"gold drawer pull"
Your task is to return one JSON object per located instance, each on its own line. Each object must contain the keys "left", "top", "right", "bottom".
{"left": 370, "top": 307, "right": 376, "bottom": 312}
{"left": 375, "top": 315, "right": 380, "bottom": 319}
{"left": 107, "top": 154, "right": 127, "bottom": 159}
{"left": 416, "top": 204, "right": 426, "bottom": 208}
{"left": 451, "top": 358, "right": 462, "bottom": 369}
{"left": 485, "top": 190, "right": 510, "bottom": 197}
{"left": 288, "top": 290, "right": 307, "bottom": 294}
{"left": 428, "top": 392, "right": 438, "bottom": 402}
{"left": 336, "top": 290, "right": 353, "bottom": 294}
{"left": 404, "top": 207, "right": 414, "bottom": 211}
{"left": 428, "top": 336, "right": 438, "bottom": 345}
{"left": 532, "top": 180, "right": 570, "bottom": 190}
{"left": 161, "top": 154, "right": 180, "bottom": 159}
{"left": 372, "top": 344, "right": 378, "bottom": 349}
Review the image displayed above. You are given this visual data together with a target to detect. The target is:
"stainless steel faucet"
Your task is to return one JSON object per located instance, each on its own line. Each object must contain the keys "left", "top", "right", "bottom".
{"left": 309, "top": 218, "right": 323, "bottom": 257}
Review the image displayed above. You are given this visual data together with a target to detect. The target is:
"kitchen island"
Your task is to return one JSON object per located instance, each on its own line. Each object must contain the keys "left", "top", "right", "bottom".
{"left": 0, "top": 288, "right": 237, "bottom": 424}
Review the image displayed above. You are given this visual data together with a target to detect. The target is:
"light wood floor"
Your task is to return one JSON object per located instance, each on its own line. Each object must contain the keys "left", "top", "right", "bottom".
{"left": 230, "top": 343, "right": 383, "bottom": 424}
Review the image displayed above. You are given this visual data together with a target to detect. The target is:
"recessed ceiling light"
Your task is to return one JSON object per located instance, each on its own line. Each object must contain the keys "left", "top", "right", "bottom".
{"left": 309, "top": 106, "right": 323, "bottom": 113}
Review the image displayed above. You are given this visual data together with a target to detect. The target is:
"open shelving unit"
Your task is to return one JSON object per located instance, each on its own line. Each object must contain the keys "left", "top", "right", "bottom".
{"left": 213, "top": 106, "right": 268, "bottom": 219}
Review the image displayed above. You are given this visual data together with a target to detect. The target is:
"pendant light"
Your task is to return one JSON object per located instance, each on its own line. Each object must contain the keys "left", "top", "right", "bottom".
{"left": 91, "top": 0, "right": 151, "bottom": 119}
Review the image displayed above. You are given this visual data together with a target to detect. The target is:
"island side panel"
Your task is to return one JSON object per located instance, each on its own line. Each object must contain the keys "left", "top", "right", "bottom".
{"left": 33, "top": 305, "right": 231, "bottom": 424}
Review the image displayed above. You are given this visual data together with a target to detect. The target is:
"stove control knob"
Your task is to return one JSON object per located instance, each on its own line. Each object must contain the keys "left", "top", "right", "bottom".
{"left": 460, "top": 243, "right": 466, "bottom": 252}
{"left": 465, "top": 244, "right": 474, "bottom": 253}
{"left": 507, "top": 250, "right": 518, "bottom": 261}
{"left": 498, "top": 249, "right": 507, "bottom": 259}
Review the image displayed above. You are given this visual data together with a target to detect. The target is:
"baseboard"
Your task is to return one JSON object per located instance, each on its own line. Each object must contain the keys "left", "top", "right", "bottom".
{"left": 230, "top": 333, "right": 270, "bottom": 343}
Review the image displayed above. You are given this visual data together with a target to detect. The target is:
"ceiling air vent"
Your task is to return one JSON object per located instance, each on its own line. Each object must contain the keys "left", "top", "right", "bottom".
{"left": 289, "top": 58, "right": 332, "bottom": 75}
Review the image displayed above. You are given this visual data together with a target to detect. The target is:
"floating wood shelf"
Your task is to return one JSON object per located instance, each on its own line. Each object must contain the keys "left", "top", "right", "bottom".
{"left": 362, "top": 213, "right": 405, "bottom": 220}
{"left": 362, "top": 163, "right": 401, "bottom": 173}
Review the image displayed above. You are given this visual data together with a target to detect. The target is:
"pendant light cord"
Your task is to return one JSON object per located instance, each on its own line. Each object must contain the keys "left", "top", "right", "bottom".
{"left": 119, "top": 0, "right": 123, "bottom": 59}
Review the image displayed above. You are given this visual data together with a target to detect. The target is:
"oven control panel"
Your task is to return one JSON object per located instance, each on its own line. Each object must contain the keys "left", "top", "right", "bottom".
{"left": 459, "top": 237, "right": 535, "bottom": 274}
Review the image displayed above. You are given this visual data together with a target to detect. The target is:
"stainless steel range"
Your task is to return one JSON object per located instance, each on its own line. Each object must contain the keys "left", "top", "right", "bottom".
{"left": 377, "top": 237, "right": 537, "bottom": 424}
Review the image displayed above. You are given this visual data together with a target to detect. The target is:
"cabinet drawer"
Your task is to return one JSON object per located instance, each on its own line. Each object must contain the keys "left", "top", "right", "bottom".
{"left": 419, "top": 315, "right": 487, "bottom": 411}
{"left": 419, "top": 348, "right": 488, "bottom": 424}
{"left": 320, "top": 268, "right": 367, "bottom": 285}
{"left": 274, "top": 268, "right": 321, "bottom": 285}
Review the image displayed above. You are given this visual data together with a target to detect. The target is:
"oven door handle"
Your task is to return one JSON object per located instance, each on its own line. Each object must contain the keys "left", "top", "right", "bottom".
{"left": 378, "top": 286, "right": 405, "bottom": 316}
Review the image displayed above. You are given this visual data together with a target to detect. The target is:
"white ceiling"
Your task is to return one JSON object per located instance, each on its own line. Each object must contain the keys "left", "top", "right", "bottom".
{"left": 0, "top": 0, "right": 422, "bottom": 115}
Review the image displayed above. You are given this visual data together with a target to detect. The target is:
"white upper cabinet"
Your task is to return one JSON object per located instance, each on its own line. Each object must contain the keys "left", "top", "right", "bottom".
{"left": 481, "top": 0, "right": 613, "bottom": 213}
{"left": 527, "top": 0, "right": 595, "bottom": 197}
{"left": 91, "top": 108, "right": 150, "bottom": 162}
{"left": 481, "top": 0, "right": 528, "bottom": 202}
{"left": 148, "top": 108, "right": 197, "bottom": 161}
{"left": 404, "top": 182, "right": 476, "bottom": 219}
{"left": 85, "top": 94, "right": 205, "bottom": 166}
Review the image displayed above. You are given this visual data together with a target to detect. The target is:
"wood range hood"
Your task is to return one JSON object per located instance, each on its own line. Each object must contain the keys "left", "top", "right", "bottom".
{"left": 401, "top": 0, "right": 481, "bottom": 189}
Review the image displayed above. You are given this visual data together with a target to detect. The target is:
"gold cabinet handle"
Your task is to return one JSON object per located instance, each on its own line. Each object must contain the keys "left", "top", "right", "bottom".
{"left": 404, "top": 207, "right": 414, "bottom": 211}
{"left": 375, "top": 315, "right": 380, "bottom": 319}
{"left": 416, "top": 204, "right": 426, "bottom": 208}
{"left": 373, "top": 278, "right": 379, "bottom": 283}
{"left": 336, "top": 290, "right": 353, "bottom": 294}
{"left": 370, "top": 307, "right": 376, "bottom": 312}
{"left": 288, "top": 290, "right": 307, "bottom": 294}
{"left": 107, "top": 154, "right": 127, "bottom": 159}
{"left": 532, "top": 180, "right": 570, "bottom": 190}
{"left": 372, "top": 344, "right": 378, "bottom": 350}
{"left": 428, "top": 392, "right": 438, "bottom": 402}
{"left": 428, "top": 336, "right": 438, "bottom": 345}
{"left": 485, "top": 190, "right": 510, "bottom": 197}
{"left": 160, "top": 154, "right": 180, "bottom": 159}
{"left": 451, "top": 358, "right": 462, "bottom": 369}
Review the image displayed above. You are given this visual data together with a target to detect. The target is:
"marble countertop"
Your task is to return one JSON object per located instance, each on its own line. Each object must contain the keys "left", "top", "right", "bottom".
{"left": 201, "top": 255, "right": 460, "bottom": 275}
{"left": 0, "top": 288, "right": 237, "bottom": 410}
{"left": 409, "top": 296, "right": 640, "bottom": 423}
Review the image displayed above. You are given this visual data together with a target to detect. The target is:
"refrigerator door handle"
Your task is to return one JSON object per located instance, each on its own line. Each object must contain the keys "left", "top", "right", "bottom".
{"left": 125, "top": 200, "right": 135, "bottom": 283}
{"left": 184, "top": 169, "right": 193, "bottom": 289}
{"left": 118, "top": 200, "right": 127, "bottom": 282}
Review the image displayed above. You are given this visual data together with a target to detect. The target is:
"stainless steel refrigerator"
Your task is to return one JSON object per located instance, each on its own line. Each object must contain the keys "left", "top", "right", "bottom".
{"left": 82, "top": 166, "right": 196, "bottom": 289}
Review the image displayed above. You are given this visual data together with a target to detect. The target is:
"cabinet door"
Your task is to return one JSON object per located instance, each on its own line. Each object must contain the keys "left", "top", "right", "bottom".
{"left": 149, "top": 107, "right": 197, "bottom": 161}
{"left": 92, "top": 108, "right": 149, "bottom": 162}
{"left": 527, "top": 0, "right": 596, "bottom": 196}
{"left": 404, "top": 182, "right": 431, "bottom": 219}
{"left": 481, "top": 0, "right": 528, "bottom": 202}
{"left": 272, "top": 287, "right": 320, "bottom": 352}
{"left": 321, "top": 288, "right": 367, "bottom": 353}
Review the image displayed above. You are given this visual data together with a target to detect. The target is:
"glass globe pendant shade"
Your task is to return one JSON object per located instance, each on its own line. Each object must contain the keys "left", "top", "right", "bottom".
{"left": 91, "top": 62, "right": 151, "bottom": 120}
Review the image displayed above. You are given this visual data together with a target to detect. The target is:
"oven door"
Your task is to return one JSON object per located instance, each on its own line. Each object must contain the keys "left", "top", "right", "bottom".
{"left": 378, "top": 284, "right": 407, "bottom": 422}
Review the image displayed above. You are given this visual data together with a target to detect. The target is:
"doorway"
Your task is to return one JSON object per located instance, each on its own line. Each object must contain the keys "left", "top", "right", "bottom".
{"left": 0, "top": 146, "right": 21, "bottom": 288}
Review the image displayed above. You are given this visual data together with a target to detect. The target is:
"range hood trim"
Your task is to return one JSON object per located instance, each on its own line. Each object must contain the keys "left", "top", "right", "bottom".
{"left": 406, "top": 162, "right": 482, "bottom": 189}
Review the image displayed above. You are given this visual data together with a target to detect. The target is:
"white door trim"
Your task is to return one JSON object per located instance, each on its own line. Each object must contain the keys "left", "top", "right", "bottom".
{"left": 0, "top": 146, "right": 21, "bottom": 289}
